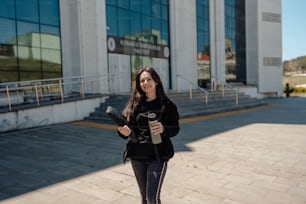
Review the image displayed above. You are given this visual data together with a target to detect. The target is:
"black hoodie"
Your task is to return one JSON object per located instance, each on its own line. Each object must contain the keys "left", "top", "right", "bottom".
{"left": 119, "top": 98, "right": 180, "bottom": 162}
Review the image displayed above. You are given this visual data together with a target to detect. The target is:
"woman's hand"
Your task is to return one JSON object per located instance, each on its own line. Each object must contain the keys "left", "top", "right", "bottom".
{"left": 118, "top": 125, "right": 131, "bottom": 137}
{"left": 149, "top": 121, "right": 164, "bottom": 135}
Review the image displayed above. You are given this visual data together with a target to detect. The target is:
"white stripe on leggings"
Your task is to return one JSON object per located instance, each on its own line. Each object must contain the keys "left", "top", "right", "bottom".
{"left": 156, "top": 161, "right": 167, "bottom": 204}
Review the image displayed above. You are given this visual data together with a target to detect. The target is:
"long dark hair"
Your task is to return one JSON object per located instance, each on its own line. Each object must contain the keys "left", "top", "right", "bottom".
{"left": 122, "top": 67, "right": 168, "bottom": 120}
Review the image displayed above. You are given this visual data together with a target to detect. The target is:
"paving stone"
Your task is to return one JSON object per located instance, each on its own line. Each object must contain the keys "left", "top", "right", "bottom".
{"left": 0, "top": 97, "right": 306, "bottom": 203}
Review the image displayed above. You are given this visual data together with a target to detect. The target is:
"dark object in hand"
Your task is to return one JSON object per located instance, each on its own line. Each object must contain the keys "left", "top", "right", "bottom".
{"left": 106, "top": 106, "right": 137, "bottom": 142}
{"left": 106, "top": 106, "right": 127, "bottom": 126}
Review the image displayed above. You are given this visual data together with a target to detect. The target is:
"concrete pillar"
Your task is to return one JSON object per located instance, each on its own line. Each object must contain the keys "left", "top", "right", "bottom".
{"left": 170, "top": 0, "right": 197, "bottom": 91}
{"left": 209, "top": 0, "right": 226, "bottom": 86}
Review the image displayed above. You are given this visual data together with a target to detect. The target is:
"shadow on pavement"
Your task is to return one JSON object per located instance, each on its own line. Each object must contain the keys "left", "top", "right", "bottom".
{"left": 0, "top": 97, "right": 305, "bottom": 200}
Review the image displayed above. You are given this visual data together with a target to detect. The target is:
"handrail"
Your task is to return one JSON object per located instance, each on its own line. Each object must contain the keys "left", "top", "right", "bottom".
{"left": 211, "top": 75, "right": 217, "bottom": 91}
{"left": 223, "top": 83, "right": 239, "bottom": 107}
{"left": 176, "top": 74, "right": 209, "bottom": 105}
{"left": 0, "top": 74, "right": 108, "bottom": 112}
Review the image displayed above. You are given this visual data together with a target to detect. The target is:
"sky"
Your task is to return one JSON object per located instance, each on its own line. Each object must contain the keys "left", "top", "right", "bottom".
{"left": 282, "top": 0, "right": 306, "bottom": 61}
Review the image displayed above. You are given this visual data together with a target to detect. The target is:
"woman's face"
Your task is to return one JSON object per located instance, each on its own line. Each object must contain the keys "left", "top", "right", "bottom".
{"left": 139, "top": 71, "right": 157, "bottom": 96}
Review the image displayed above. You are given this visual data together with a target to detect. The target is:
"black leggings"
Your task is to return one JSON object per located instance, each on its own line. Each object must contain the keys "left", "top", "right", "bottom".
{"left": 131, "top": 160, "right": 168, "bottom": 204}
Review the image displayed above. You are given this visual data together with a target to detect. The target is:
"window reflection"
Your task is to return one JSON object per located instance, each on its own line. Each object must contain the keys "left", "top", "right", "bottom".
{"left": 142, "top": 16, "right": 152, "bottom": 32}
{"left": 107, "top": 0, "right": 169, "bottom": 45}
{"left": 0, "top": 18, "right": 16, "bottom": 45}
{"left": 224, "top": 0, "right": 246, "bottom": 83}
{"left": 0, "top": 0, "right": 61, "bottom": 82}
{"left": 41, "top": 32, "right": 60, "bottom": 49}
{"left": 20, "top": 71, "right": 42, "bottom": 81}
{"left": 106, "top": 5, "right": 117, "bottom": 36}
{"left": 41, "top": 49, "right": 61, "bottom": 72}
{"left": 130, "top": 0, "right": 141, "bottom": 12}
{"left": 0, "top": 71, "right": 18, "bottom": 82}
{"left": 39, "top": 0, "right": 60, "bottom": 26}
{"left": 106, "top": 0, "right": 170, "bottom": 85}
{"left": 118, "top": 0, "right": 129, "bottom": 9}
{"left": 16, "top": 0, "right": 39, "bottom": 23}
{"left": 18, "top": 46, "right": 41, "bottom": 71}
{"left": 131, "top": 13, "right": 141, "bottom": 34}
{"left": 17, "top": 21, "right": 40, "bottom": 47}
{"left": 118, "top": 8, "right": 130, "bottom": 36}
{"left": 0, "top": 1, "right": 15, "bottom": 19}
{"left": 196, "top": 0, "right": 210, "bottom": 88}
{"left": 141, "top": 0, "right": 152, "bottom": 15}
{"left": 0, "top": 52, "right": 18, "bottom": 71}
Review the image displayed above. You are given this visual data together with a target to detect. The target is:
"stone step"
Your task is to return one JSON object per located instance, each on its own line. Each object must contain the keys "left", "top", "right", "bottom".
{"left": 84, "top": 90, "right": 267, "bottom": 124}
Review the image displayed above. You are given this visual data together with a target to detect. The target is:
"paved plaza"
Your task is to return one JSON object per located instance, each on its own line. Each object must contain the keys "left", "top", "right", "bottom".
{"left": 0, "top": 97, "right": 306, "bottom": 204}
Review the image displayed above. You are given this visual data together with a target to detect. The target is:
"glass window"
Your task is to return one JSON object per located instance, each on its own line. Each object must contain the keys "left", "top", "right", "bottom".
{"left": 42, "top": 71, "right": 61, "bottom": 79}
{"left": 161, "top": 5, "right": 168, "bottom": 20}
{"left": 0, "top": 0, "right": 15, "bottom": 19}
{"left": 17, "top": 21, "right": 40, "bottom": 47}
{"left": 224, "top": 0, "right": 246, "bottom": 82}
{"left": 106, "top": 0, "right": 170, "bottom": 88}
{"left": 196, "top": 0, "right": 210, "bottom": 88}
{"left": 161, "top": 20, "right": 169, "bottom": 44}
{"left": 131, "top": 13, "right": 141, "bottom": 34}
{"left": 142, "top": 15, "right": 152, "bottom": 31}
{"left": 118, "top": 8, "right": 130, "bottom": 36}
{"left": 20, "top": 71, "right": 41, "bottom": 81}
{"left": 197, "top": 4, "right": 205, "bottom": 17}
{"left": 41, "top": 25, "right": 60, "bottom": 36}
{"left": 0, "top": 52, "right": 18, "bottom": 71}
{"left": 141, "top": 0, "right": 152, "bottom": 15}
{"left": 152, "top": 2, "right": 161, "bottom": 18}
{"left": 41, "top": 26, "right": 60, "bottom": 49}
{"left": 106, "top": 0, "right": 117, "bottom": 6}
{"left": 39, "top": 0, "right": 60, "bottom": 26}
{"left": 107, "top": 0, "right": 169, "bottom": 46}
{"left": 16, "top": 0, "right": 39, "bottom": 23}
{"left": 18, "top": 46, "right": 41, "bottom": 72}
{"left": 152, "top": 18, "right": 161, "bottom": 32}
{"left": 130, "top": 0, "right": 141, "bottom": 12}
{"left": 0, "top": 71, "right": 18, "bottom": 82}
{"left": 106, "top": 5, "right": 118, "bottom": 36}
{"left": 41, "top": 49, "right": 61, "bottom": 72}
{"left": 106, "top": 0, "right": 170, "bottom": 58}
{"left": 0, "top": 18, "right": 17, "bottom": 45}
{"left": 0, "top": 0, "right": 61, "bottom": 83}
{"left": 118, "top": 0, "right": 130, "bottom": 9}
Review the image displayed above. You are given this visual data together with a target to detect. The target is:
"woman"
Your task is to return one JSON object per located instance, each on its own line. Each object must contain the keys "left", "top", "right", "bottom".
{"left": 117, "top": 67, "right": 180, "bottom": 204}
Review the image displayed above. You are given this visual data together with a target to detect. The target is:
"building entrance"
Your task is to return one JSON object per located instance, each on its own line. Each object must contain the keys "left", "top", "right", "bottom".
{"left": 108, "top": 54, "right": 131, "bottom": 94}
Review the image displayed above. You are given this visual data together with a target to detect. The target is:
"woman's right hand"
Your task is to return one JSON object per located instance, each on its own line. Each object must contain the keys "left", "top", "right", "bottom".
{"left": 118, "top": 125, "right": 131, "bottom": 137}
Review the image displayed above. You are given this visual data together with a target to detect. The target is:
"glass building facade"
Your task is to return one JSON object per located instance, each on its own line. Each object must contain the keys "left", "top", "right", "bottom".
{"left": 0, "top": 0, "right": 61, "bottom": 83}
{"left": 196, "top": 0, "right": 210, "bottom": 88}
{"left": 0, "top": 0, "right": 247, "bottom": 86}
{"left": 224, "top": 0, "right": 246, "bottom": 82}
{"left": 106, "top": 0, "right": 170, "bottom": 81}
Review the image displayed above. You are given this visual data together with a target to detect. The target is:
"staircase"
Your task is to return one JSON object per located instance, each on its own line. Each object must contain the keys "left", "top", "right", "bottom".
{"left": 167, "top": 89, "right": 267, "bottom": 118}
{"left": 84, "top": 89, "right": 267, "bottom": 124}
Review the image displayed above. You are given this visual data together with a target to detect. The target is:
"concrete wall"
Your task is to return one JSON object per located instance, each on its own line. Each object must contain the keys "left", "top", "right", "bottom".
{"left": 170, "top": 0, "right": 198, "bottom": 90}
{"left": 60, "top": 0, "right": 109, "bottom": 94}
{"left": 246, "top": 0, "right": 283, "bottom": 96}
{"left": 257, "top": 0, "right": 282, "bottom": 96}
{"left": 0, "top": 97, "right": 107, "bottom": 133}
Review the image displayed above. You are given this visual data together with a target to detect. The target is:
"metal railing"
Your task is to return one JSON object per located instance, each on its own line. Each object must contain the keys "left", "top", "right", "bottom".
{"left": 0, "top": 74, "right": 108, "bottom": 112}
{"left": 176, "top": 74, "right": 242, "bottom": 107}
{"left": 176, "top": 74, "right": 209, "bottom": 105}
{"left": 222, "top": 83, "right": 239, "bottom": 107}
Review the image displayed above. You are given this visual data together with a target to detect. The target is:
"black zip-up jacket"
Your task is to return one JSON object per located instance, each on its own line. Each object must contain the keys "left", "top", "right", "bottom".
{"left": 119, "top": 98, "right": 180, "bottom": 162}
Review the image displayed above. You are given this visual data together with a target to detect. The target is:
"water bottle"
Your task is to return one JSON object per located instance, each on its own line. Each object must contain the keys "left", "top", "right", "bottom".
{"left": 148, "top": 113, "right": 162, "bottom": 144}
